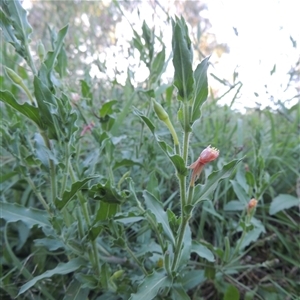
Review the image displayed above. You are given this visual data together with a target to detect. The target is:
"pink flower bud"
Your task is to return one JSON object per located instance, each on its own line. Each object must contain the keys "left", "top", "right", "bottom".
{"left": 80, "top": 122, "right": 95, "bottom": 136}
{"left": 247, "top": 198, "right": 258, "bottom": 213}
{"left": 189, "top": 145, "right": 219, "bottom": 186}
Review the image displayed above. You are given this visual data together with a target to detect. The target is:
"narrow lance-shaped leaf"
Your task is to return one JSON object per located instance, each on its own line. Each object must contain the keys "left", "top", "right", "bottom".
{"left": 0, "top": 90, "right": 44, "bottom": 129}
{"left": 33, "top": 76, "right": 57, "bottom": 138}
{"left": 143, "top": 190, "right": 175, "bottom": 246}
{"left": 191, "top": 241, "right": 215, "bottom": 262}
{"left": 0, "top": 9, "right": 19, "bottom": 46}
{"left": 0, "top": 202, "right": 50, "bottom": 229}
{"left": 177, "top": 224, "right": 192, "bottom": 269}
{"left": 45, "top": 25, "right": 69, "bottom": 71}
{"left": 129, "top": 270, "right": 171, "bottom": 300}
{"left": 191, "top": 56, "right": 210, "bottom": 123}
{"left": 150, "top": 47, "right": 165, "bottom": 84}
{"left": 18, "top": 258, "right": 86, "bottom": 296}
{"left": 5, "top": 0, "right": 33, "bottom": 43}
{"left": 171, "top": 285, "right": 190, "bottom": 300}
{"left": 192, "top": 159, "right": 242, "bottom": 205}
{"left": 172, "top": 16, "right": 194, "bottom": 101}
{"left": 55, "top": 176, "right": 100, "bottom": 210}
{"left": 269, "top": 194, "right": 300, "bottom": 215}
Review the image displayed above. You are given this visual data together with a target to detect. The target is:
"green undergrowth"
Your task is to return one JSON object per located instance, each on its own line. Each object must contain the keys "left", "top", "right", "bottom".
{"left": 0, "top": 2, "right": 299, "bottom": 300}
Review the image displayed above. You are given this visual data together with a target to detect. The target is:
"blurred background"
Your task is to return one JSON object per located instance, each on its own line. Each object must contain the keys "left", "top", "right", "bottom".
{"left": 22, "top": 0, "right": 300, "bottom": 113}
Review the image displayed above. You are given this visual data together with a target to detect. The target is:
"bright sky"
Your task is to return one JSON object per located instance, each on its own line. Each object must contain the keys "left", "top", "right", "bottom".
{"left": 205, "top": 0, "right": 300, "bottom": 111}
{"left": 112, "top": 0, "right": 300, "bottom": 112}
{"left": 23, "top": 0, "right": 299, "bottom": 112}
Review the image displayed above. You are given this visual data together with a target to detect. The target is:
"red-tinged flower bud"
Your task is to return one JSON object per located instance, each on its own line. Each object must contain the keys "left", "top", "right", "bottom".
{"left": 80, "top": 122, "right": 95, "bottom": 136}
{"left": 247, "top": 198, "right": 258, "bottom": 213}
{"left": 189, "top": 145, "right": 219, "bottom": 186}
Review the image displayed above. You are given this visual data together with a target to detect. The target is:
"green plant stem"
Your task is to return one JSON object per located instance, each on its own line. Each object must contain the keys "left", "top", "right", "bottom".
{"left": 229, "top": 214, "right": 251, "bottom": 262}
{"left": 178, "top": 174, "right": 187, "bottom": 210}
{"left": 187, "top": 185, "right": 194, "bottom": 205}
{"left": 125, "top": 243, "right": 148, "bottom": 276}
{"left": 40, "top": 130, "right": 57, "bottom": 205}
{"left": 25, "top": 42, "right": 37, "bottom": 75}
{"left": 171, "top": 216, "right": 189, "bottom": 272}
{"left": 68, "top": 163, "right": 101, "bottom": 276}
{"left": 26, "top": 176, "right": 50, "bottom": 212}
{"left": 171, "top": 101, "right": 192, "bottom": 272}
{"left": 60, "top": 143, "right": 70, "bottom": 197}
{"left": 182, "top": 131, "right": 190, "bottom": 163}
{"left": 182, "top": 101, "right": 191, "bottom": 162}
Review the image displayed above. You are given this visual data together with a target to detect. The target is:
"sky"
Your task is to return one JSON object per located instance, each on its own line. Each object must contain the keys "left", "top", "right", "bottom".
{"left": 22, "top": 0, "right": 299, "bottom": 113}
{"left": 114, "top": 0, "right": 300, "bottom": 112}
{"left": 204, "top": 0, "right": 300, "bottom": 111}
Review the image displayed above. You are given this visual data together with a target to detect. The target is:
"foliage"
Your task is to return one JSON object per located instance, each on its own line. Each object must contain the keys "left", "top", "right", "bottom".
{"left": 1, "top": 1, "right": 299, "bottom": 300}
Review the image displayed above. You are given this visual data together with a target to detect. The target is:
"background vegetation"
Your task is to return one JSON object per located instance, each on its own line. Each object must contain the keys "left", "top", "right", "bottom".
{"left": 1, "top": 1, "right": 299, "bottom": 300}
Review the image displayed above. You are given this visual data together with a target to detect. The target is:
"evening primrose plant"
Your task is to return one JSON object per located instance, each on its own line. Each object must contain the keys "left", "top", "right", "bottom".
{"left": 129, "top": 17, "right": 242, "bottom": 298}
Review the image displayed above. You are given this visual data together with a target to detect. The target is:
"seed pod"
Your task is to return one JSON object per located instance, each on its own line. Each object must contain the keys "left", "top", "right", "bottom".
{"left": 37, "top": 40, "right": 46, "bottom": 61}
{"left": 5, "top": 67, "right": 23, "bottom": 85}
{"left": 152, "top": 99, "right": 169, "bottom": 122}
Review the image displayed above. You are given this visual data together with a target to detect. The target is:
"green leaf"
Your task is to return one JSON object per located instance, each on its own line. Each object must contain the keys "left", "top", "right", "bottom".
{"left": 99, "top": 100, "right": 118, "bottom": 117}
{"left": 239, "top": 225, "right": 265, "bottom": 250}
{"left": 55, "top": 176, "right": 99, "bottom": 210}
{"left": 34, "top": 238, "right": 64, "bottom": 251}
{"left": 191, "top": 56, "right": 210, "bottom": 123}
{"left": 113, "top": 158, "right": 142, "bottom": 170}
{"left": 0, "top": 9, "right": 19, "bottom": 46}
{"left": 269, "top": 194, "right": 300, "bottom": 215}
{"left": 224, "top": 200, "right": 245, "bottom": 211}
{"left": 63, "top": 280, "right": 90, "bottom": 300}
{"left": 171, "top": 285, "right": 190, "bottom": 300}
{"left": 89, "top": 180, "right": 128, "bottom": 204}
{"left": 143, "top": 190, "right": 175, "bottom": 246}
{"left": 34, "top": 133, "right": 58, "bottom": 169}
{"left": 0, "top": 202, "right": 50, "bottom": 229}
{"left": 33, "top": 76, "right": 57, "bottom": 137}
{"left": 0, "top": 90, "right": 44, "bottom": 129}
{"left": 181, "top": 269, "right": 205, "bottom": 291}
{"left": 224, "top": 284, "right": 240, "bottom": 300}
{"left": 257, "top": 172, "right": 282, "bottom": 200}
{"left": 172, "top": 16, "right": 194, "bottom": 101}
{"left": 191, "top": 241, "right": 215, "bottom": 262}
{"left": 230, "top": 180, "right": 249, "bottom": 205}
{"left": 129, "top": 270, "right": 171, "bottom": 300}
{"left": 177, "top": 225, "right": 192, "bottom": 268}
{"left": 95, "top": 202, "right": 119, "bottom": 222}
{"left": 4, "top": 0, "right": 32, "bottom": 43}
{"left": 44, "top": 25, "right": 69, "bottom": 71}
{"left": 192, "top": 159, "right": 242, "bottom": 204}
{"left": 18, "top": 258, "right": 85, "bottom": 296}
{"left": 133, "top": 107, "right": 187, "bottom": 176}
{"left": 150, "top": 47, "right": 165, "bottom": 84}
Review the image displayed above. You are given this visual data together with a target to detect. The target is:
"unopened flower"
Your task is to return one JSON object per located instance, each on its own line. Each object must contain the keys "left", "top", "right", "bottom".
{"left": 247, "top": 198, "right": 258, "bottom": 213}
{"left": 189, "top": 145, "right": 219, "bottom": 186}
{"left": 80, "top": 122, "right": 95, "bottom": 136}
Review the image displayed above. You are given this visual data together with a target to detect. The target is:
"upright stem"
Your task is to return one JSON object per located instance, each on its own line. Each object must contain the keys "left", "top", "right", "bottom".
{"left": 69, "top": 163, "right": 101, "bottom": 276}
{"left": 172, "top": 100, "right": 191, "bottom": 272}
{"left": 178, "top": 174, "right": 186, "bottom": 211}
{"left": 40, "top": 131, "right": 56, "bottom": 205}
{"left": 171, "top": 216, "right": 189, "bottom": 271}
{"left": 25, "top": 42, "right": 37, "bottom": 75}
{"left": 182, "top": 101, "right": 191, "bottom": 162}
